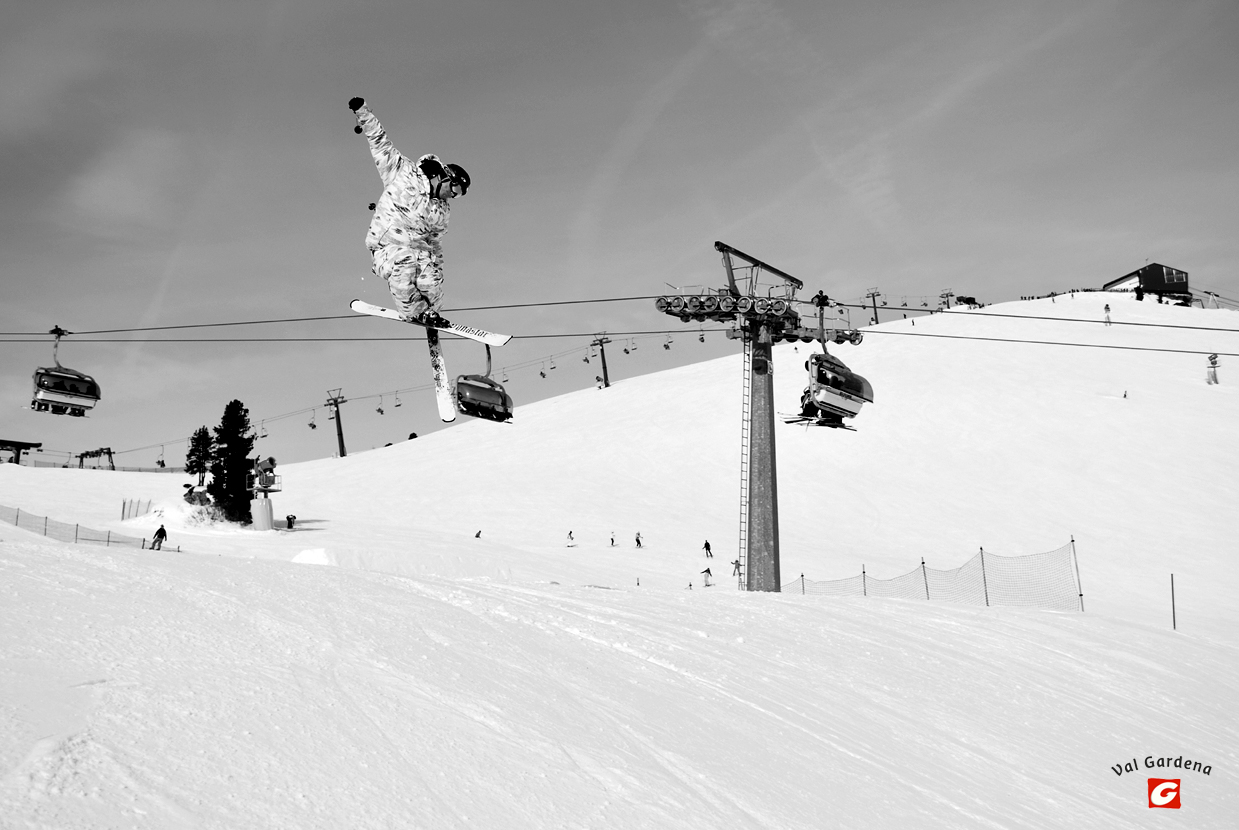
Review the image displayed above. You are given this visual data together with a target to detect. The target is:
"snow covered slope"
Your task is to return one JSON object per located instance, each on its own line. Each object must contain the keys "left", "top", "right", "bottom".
{"left": 2, "top": 293, "right": 1236, "bottom": 827}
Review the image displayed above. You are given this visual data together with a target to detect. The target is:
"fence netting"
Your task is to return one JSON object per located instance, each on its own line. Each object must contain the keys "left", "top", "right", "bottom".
{"left": 121, "top": 499, "right": 155, "bottom": 521}
{"left": 12, "top": 459, "right": 185, "bottom": 473}
{"left": 1, "top": 503, "right": 153, "bottom": 550}
{"left": 782, "top": 543, "right": 1081, "bottom": 612}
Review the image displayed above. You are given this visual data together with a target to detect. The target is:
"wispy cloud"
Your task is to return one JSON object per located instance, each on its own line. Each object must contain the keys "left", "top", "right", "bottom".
{"left": 65, "top": 128, "right": 205, "bottom": 237}
{"left": 681, "top": 0, "right": 826, "bottom": 79}
{"left": 0, "top": 18, "right": 105, "bottom": 140}
{"left": 568, "top": 39, "right": 712, "bottom": 277}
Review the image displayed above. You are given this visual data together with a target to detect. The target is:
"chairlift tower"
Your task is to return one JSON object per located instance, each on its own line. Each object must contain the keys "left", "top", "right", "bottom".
{"left": 326, "top": 389, "right": 347, "bottom": 458}
{"left": 655, "top": 242, "right": 863, "bottom": 591}
{"left": 590, "top": 335, "right": 613, "bottom": 388}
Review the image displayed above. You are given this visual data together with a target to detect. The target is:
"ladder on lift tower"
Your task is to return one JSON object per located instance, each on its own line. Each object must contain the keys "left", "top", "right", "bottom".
{"left": 737, "top": 334, "right": 752, "bottom": 589}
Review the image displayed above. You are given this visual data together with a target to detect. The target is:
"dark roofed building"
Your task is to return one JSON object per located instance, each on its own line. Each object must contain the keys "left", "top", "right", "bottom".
{"left": 1104, "top": 263, "right": 1189, "bottom": 295}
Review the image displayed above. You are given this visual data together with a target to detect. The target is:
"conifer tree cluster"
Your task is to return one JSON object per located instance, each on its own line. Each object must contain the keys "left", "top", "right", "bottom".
{"left": 184, "top": 426, "right": 214, "bottom": 486}
{"left": 205, "top": 399, "right": 256, "bottom": 523}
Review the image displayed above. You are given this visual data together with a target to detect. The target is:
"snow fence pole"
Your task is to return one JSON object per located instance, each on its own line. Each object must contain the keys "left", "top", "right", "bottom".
{"left": 1071, "top": 536, "right": 1084, "bottom": 612}
{"left": 1171, "top": 574, "right": 1177, "bottom": 631}
{"left": 979, "top": 547, "right": 990, "bottom": 607}
{"left": 862, "top": 565, "right": 867, "bottom": 597}
{"left": 921, "top": 558, "right": 930, "bottom": 600}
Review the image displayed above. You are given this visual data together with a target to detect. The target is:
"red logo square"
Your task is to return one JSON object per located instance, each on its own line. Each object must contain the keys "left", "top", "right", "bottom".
{"left": 1148, "top": 778, "right": 1180, "bottom": 809}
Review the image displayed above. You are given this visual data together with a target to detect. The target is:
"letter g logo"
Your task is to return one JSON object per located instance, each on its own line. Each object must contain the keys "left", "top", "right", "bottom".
{"left": 1148, "top": 778, "right": 1180, "bottom": 809}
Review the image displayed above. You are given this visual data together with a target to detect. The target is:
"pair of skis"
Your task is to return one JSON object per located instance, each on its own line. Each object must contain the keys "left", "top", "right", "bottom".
{"left": 350, "top": 299, "right": 510, "bottom": 422}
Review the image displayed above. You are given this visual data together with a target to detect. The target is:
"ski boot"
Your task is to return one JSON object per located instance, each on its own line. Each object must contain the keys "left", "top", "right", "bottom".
{"left": 418, "top": 311, "right": 451, "bottom": 329}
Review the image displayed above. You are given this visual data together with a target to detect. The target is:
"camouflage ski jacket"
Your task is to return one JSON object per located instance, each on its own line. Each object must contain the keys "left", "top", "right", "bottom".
{"left": 353, "top": 103, "right": 451, "bottom": 256}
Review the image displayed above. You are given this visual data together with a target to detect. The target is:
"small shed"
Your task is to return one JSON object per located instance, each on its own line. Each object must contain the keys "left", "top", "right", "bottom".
{"left": 1104, "top": 264, "right": 1189, "bottom": 296}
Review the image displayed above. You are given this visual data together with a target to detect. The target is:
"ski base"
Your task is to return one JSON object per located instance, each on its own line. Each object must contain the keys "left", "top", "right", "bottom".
{"left": 780, "top": 412, "right": 855, "bottom": 430}
{"left": 426, "top": 328, "right": 456, "bottom": 422}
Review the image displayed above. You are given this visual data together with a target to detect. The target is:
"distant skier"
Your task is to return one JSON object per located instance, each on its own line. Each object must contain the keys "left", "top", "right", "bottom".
{"left": 349, "top": 96, "right": 471, "bottom": 327}
{"left": 701, "top": 567, "right": 713, "bottom": 587}
{"left": 635, "top": 532, "right": 643, "bottom": 549}
{"left": 610, "top": 532, "right": 615, "bottom": 547}
{"left": 151, "top": 525, "right": 167, "bottom": 551}
{"left": 731, "top": 558, "right": 742, "bottom": 577}
{"left": 702, "top": 540, "right": 713, "bottom": 558}
{"left": 1103, "top": 304, "right": 1111, "bottom": 326}
{"left": 1207, "top": 353, "right": 1219, "bottom": 385}
{"left": 567, "top": 531, "right": 575, "bottom": 547}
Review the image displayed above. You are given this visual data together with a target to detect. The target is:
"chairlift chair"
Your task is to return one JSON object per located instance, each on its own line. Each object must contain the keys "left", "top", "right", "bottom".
{"left": 31, "top": 326, "right": 101, "bottom": 417}
{"left": 454, "top": 345, "right": 514, "bottom": 422}
{"left": 798, "top": 351, "right": 874, "bottom": 427}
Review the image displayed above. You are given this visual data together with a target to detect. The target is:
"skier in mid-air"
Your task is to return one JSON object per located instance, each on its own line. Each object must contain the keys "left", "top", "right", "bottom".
{"left": 349, "top": 96, "right": 471, "bottom": 328}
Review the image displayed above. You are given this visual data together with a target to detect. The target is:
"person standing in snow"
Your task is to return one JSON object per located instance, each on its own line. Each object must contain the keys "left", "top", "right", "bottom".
{"left": 610, "top": 532, "right": 615, "bottom": 547}
{"left": 1103, "top": 304, "right": 1111, "bottom": 326}
{"left": 731, "top": 558, "right": 742, "bottom": 577}
{"left": 702, "top": 540, "right": 712, "bottom": 558}
{"left": 151, "top": 525, "right": 168, "bottom": 551}
{"left": 701, "top": 567, "right": 712, "bottom": 587}
{"left": 349, "top": 96, "right": 471, "bottom": 327}
{"left": 635, "top": 532, "right": 643, "bottom": 549}
{"left": 1207, "top": 353, "right": 1219, "bottom": 385}
{"left": 567, "top": 531, "right": 575, "bottom": 547}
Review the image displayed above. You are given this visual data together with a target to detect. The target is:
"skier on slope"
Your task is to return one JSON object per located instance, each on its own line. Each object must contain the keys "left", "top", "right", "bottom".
{"left": 349, "top": 96, "right": 471, "bottom": 327}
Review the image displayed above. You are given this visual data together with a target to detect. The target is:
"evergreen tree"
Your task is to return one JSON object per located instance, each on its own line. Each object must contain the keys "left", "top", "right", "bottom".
{"left": 206, "top": 400, "right": 256, "bottom": 523}
{"left": 185, "top": 426, "right": 214, "bottom": 486}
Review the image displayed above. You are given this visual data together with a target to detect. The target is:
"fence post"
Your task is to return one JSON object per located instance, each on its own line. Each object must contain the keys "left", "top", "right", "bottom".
{"left": 921, "top": 557, "right": 930, "bottom": 600}
{"left": 979, "top": 547, "right": 990, "bottom": 607}
{"left": 75, "top": 525, "right": 79, "bottom": 543}
{"left": 44, "top": 516, "right": 48, "bottom": 536}
{"left": 106, "top": 531, "right": 111, "bottom": 547}
{"left": 800, "top": 574, "right": 806, "bottom": 595}
{"left": 862, "top": 565, "right": 867, "bottom": 597}
{"left": 1071, "top": 536, "right": 1085, "bottom": 612}
{"left": 1171, "top": 574, "right": 1176, "bottom": 631}
{"left": 142, "top": 538, "right": 146, "bottom": 549}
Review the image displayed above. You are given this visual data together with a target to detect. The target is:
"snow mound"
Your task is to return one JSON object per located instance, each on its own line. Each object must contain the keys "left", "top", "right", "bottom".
{"left": 291, "top": 548, "right": 333, "bottom": 566}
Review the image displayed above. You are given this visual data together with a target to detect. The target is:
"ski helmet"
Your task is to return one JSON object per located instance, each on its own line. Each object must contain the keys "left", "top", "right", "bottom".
{"left": 445, "top": 163, "right": 470, "bottom": 195}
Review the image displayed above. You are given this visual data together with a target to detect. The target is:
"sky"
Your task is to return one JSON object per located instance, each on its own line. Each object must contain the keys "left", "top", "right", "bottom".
{"left": 2, "top": 293, "right": 1237, "bottom": 826}
{"left": 2, "top": 0, "right": 1238, "bottom": 467}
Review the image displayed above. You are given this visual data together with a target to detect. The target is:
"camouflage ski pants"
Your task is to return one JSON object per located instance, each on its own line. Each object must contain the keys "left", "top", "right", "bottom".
{"left": 372, "top": 245, "right": 444, "bottom": 320}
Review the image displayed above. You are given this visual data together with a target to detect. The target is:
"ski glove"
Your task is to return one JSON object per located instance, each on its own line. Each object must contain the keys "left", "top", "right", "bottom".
{"left": 349, "top": 97, "right": 365, "bottom": 111}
